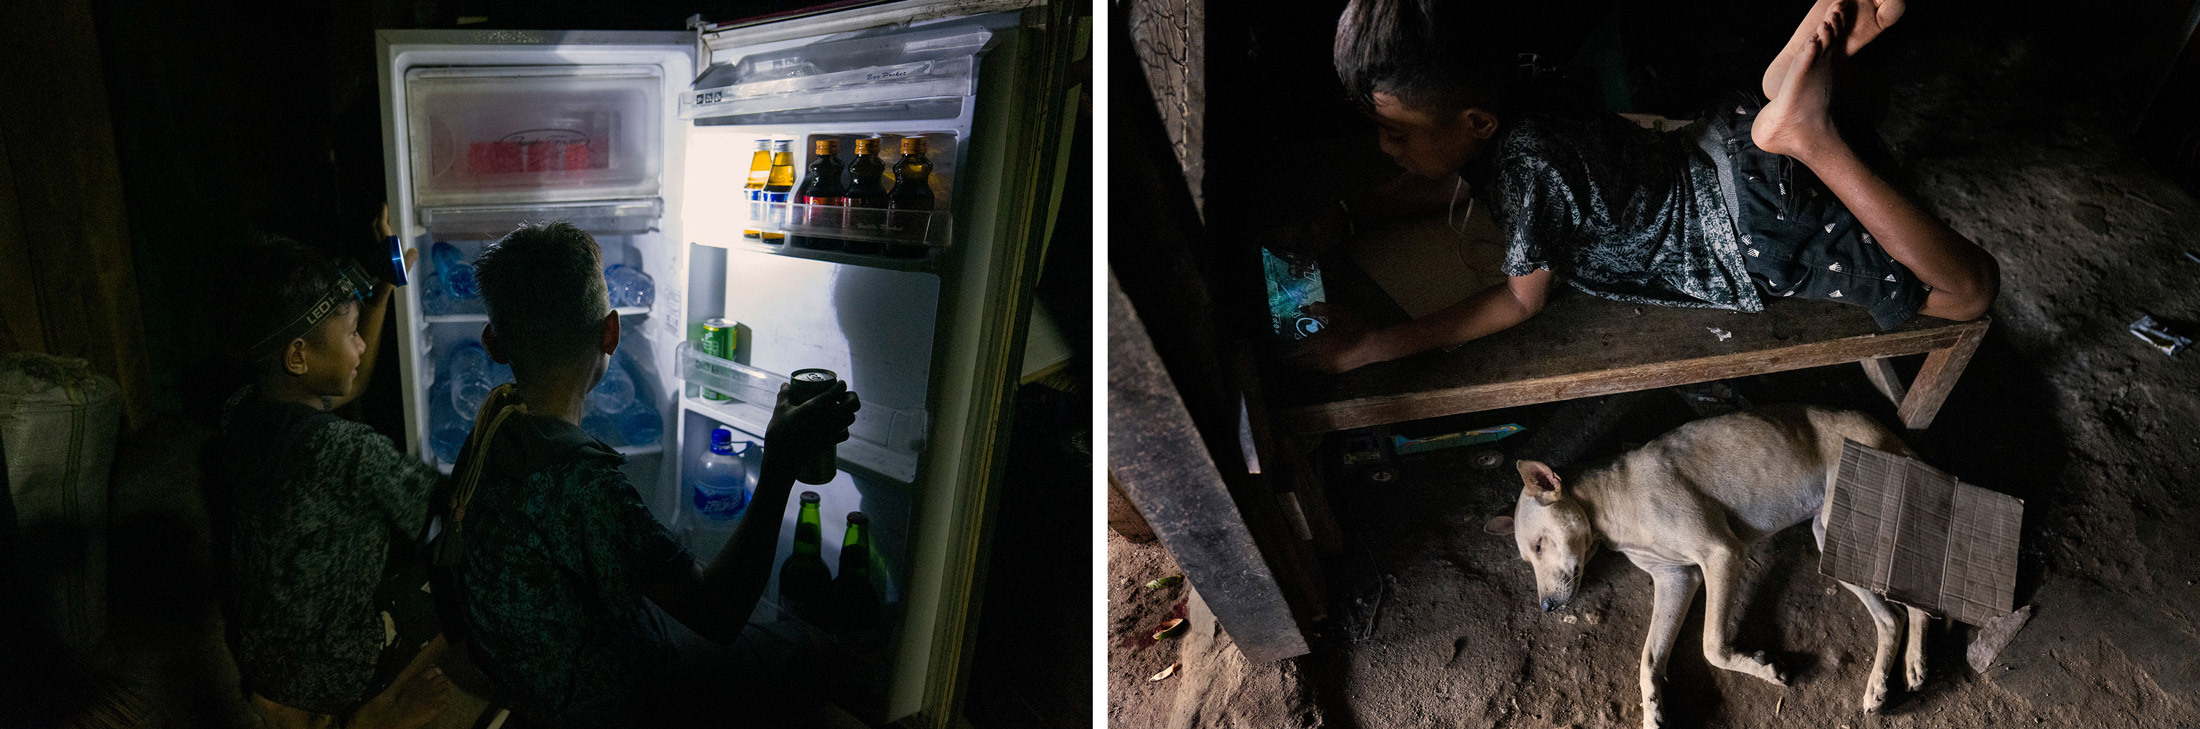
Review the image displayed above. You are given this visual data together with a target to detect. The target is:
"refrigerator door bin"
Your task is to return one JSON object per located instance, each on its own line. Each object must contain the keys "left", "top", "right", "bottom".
{"left": 407, "top": 65, "right": 666, "bottom": 207}
{"left": 675, "top": 341, "right": 925, "bottom": 482}
{"left": 750, "top": 201, "right": 951, "bottom": 250}
{"left": 680, "top": 22, "right": 994, "bottom": 121}
{"left": 421, "top": 198, "right": 663, "bottom": 239}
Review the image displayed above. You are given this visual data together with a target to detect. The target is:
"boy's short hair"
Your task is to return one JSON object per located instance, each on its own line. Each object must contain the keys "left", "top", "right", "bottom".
{"left": 1333, "top": 0, "right": 1516, "bottom": 117}
{"left": 475, "top": 222, "right": 609, "bottom": 370}
{"left": 222, "top": 233, "right": 350, "bottom": 372}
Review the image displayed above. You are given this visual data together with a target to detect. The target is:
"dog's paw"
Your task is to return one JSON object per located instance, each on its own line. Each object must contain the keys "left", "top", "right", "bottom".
{"left": 1905, "top": 659, "right": 1927, "bottom": 691}
{"left": 1862, "top": 681, "right": 1890, "bottom": 713}
{"left": 1750, "top": 650, "right": 1789, "bottom": 686}
{"left": 1641, "top": 701, "right": 1665, "bottom": 729}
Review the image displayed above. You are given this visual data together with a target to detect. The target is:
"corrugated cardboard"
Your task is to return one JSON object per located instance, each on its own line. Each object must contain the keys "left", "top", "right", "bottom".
{"left": 1819, "top": 440, "right": 2023, "bottom": 626}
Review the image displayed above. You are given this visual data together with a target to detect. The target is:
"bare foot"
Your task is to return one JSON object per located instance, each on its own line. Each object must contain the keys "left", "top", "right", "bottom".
{"left": 1753, "top": 14, "right": 1844, "bottom": 159}
{"left": 349, "top": 636, "right": 453, "bottom": 729}
{"left": 1762, "top": 0, "right": 1904, "bottom": 97}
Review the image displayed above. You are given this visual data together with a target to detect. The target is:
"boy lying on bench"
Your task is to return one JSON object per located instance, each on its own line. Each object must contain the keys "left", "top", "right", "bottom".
{"left": 1286, "top": 0, "right": 1999, "bottom": 374}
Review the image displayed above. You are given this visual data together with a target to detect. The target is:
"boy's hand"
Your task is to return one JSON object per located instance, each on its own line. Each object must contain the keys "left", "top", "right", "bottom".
{"left": 376, "top": 203, "right": 394, "bottom": 239}
{"left": 1285, "top": 304, "right": 1381, "bottom": 374}
{"left": 764, "top": 380, "right": 860, "bottom": 472}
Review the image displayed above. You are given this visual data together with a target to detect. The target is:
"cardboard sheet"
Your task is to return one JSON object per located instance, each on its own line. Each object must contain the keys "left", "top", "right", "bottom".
{"left": 1820, "top": 440, "right": 2023, "bottom": 626}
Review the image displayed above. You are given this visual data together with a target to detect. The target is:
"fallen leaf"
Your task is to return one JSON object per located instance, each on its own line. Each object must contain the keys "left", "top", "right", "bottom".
{"left": 1153, "top": 618, "right": 1188, "bottom": 640}
{"left": 1145, "top": 575, "right": 1183, "bottom": 590}
{"left": 1150, "top": 663, "right": 1178, "bottom": 681}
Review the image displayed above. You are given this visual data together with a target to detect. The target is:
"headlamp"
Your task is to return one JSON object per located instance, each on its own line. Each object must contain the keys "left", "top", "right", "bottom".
{"left": 245, "top": 258, "right": 378, "bottom": 361}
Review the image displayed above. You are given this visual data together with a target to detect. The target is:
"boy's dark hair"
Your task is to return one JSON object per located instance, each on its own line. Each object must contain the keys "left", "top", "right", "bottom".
{"left": 475, "top": 221, "right": 608, "bottom": 370}
{"left": 221, "top": 233, "right": 348, "bottom": 373}
{"left": 1333, "top": 0, "right": 1520, "bottom": 118}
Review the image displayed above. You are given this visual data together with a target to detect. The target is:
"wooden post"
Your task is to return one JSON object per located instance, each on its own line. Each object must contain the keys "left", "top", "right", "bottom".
{"left": 1897, "top": 318, "right": 1990, "bottom": 430}
{"left": 1106, "top": 471, "right": 1156, "bottom": 543}
{"left": 1109, "top": 273, "right": 1309, "bottom": 661}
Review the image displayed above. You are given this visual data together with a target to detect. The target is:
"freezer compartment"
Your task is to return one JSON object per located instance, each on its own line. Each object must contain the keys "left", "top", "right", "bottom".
{"left": 675, "top": 342, "right": 926, "bottom": 482}
{"left": 406, "top": 65, "right": 665, "bottom": 207}
{"left": 680, "top": 23, "right": 994, "bottom": 122}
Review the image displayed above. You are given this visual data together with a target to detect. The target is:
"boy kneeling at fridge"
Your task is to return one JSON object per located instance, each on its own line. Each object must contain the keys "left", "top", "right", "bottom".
{"left": 430, "top": 221, "right": 859, "bottom": 728}
{"left": 214, "top": 227, "right": 454, "bottom": 729}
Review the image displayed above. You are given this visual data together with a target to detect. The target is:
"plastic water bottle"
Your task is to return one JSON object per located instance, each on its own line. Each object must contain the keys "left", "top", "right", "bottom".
{"left": 617, "top": 400, "right": 661, "bottom": 446}
{"left": 432, "top": 242, "right": 479, "bottom": 299}
{"left": 448, "top": 341, "right": 493, "bottom": 418}
{"left": 429, "top": 378, "right": 467, "bottom": 465}
{"left": 419, "top": 271, "right": 450, "bottom": 315}
{"left": 587, "top": 358, "right": 635, "bottom": 414}
{"left": 692, "top": 427, "right": 751, "bottom": 522}
{"left": 604, "top": 264, "right": 654, "bottom": 309}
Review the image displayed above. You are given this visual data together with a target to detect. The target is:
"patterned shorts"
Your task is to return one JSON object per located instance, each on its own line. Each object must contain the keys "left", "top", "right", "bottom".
{"left": 1706, "top": 90, "right": 1929, "bottom": 330}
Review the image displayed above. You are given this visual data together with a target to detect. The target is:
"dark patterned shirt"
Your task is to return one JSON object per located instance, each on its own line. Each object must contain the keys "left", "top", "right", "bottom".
{"left": 220, "top": 387, "right": 442, "bottom": 715}
{"left": 1485, "top": 113, "right": 1762, "bottom": 313}
{"left": 443, "top": 413, "right": 693, "bottom": 728}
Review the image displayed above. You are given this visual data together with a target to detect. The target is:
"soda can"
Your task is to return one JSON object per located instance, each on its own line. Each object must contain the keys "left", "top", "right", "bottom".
{"left": 786, "top": 368, "right": 840, "bottom": 484}
{"left": 700, "top": 319, "right": 736, "bottom": 401}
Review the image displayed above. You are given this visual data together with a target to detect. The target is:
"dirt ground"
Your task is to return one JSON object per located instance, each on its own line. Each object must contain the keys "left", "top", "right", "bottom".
{"left": 1111, "top": 3, "right": 2200, "bottom": 727}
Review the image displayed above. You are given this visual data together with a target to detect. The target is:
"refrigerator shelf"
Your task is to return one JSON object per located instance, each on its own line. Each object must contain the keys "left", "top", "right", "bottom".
{"left": 433, "top": 440, "right": 665, "bottom": 476}
{"left": 422, "top": 305, "right": 649, "bottom": 325}
{"left": 674, "top": 342, "right": 926, "bottom": 482}
{"left": 695, "top": 238, "right": 938, "bottom": 272}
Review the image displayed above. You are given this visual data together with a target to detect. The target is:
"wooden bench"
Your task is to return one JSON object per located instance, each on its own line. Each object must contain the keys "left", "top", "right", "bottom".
{"left": 1264, "top": 263, "right": 1990, "bottom": 438}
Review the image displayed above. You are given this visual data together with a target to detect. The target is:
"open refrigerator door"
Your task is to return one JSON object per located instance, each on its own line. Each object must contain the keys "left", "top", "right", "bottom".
{"left": 377, "top": 0, "right": 1079, "bottom": 725}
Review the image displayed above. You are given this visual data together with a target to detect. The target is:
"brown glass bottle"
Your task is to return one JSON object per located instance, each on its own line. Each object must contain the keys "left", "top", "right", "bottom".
{"left": 830, "top": 511, "right": 882, "bottom": 632}
{"left": 792, "top": 139, "right": 847, "bottom": 250}
{"left": 777, "top": 491, "right": 832, "bottom": 624}
{"left": 841, "top": 138, "right": 889, "bottom": 255}
{"left": 884, "top": 137, "right": 935, "bottom": 258}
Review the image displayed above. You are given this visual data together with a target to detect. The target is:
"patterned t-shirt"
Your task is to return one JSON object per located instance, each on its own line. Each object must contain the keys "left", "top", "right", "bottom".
{"left": 1484, "top": 113, "right": 1762, "bottom": 313}
{"left": 442, "top": 413, "right": 694, "bottom": 728}
{"left": 219, "top": 387, "right": 442, "bottom": 715}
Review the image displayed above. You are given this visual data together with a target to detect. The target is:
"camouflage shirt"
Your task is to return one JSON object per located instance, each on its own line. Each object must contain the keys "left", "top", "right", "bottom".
{"left": 440, "top": 413, "right": 693, "bottom": 728}
{"left": 219, "top": 387, "right": 442, "bottom": 715}
{"left": 1484, "top": 113, "right": 1762, "bottom": 313}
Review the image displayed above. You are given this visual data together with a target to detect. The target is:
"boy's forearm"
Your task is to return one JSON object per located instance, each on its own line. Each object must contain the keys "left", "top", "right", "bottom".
{"left": 1367, "top": 281, "right": 1540, "bottom": 362}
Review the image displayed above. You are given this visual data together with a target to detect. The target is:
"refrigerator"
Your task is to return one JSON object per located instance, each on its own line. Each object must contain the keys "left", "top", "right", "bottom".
{"left": 373, "top": 1, "right": 1082, "bottom": 724}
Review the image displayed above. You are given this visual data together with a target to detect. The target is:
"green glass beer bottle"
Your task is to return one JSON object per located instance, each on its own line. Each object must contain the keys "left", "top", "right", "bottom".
{"left": 831, "top": 511, "right": 882, "bottom": 631}
{"left": 777, "top": 491, "right": 833, "bottom": 623}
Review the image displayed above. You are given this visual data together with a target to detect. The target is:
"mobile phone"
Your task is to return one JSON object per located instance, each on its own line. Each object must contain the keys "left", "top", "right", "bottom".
{"left": 1262, "top": 247, "right": 1328, "bottom": 341}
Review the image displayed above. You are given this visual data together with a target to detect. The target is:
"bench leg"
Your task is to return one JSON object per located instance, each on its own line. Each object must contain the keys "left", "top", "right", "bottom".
{"left": 1896, "top": 322, "right": 1989, "bottom": 430}
{"left": 1860, "top": 357, "right": 1908, "bottom": 409}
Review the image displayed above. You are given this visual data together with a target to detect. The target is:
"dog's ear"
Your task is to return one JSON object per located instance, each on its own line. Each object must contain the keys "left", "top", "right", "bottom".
{"left": 1484, "top": 515, "right": 1514, "bottom": 536}
{"left": 1517, "top": 459, "right": 1564, "bottom": 506}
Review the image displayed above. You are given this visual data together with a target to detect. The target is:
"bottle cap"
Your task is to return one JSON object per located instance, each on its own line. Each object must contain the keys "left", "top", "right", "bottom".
{"left": 800, "top": 491, "right": 821, "bottom": 504}
{"left": 900, "top": 137, "right": 926, "bottom": 156}
{"left": 853, "top": 138, "right": 877, "bottom": 154}
{"left": 755, "top": 138, "right": 772, "bottom": 150}
{"left": 845, "top": 511, "right": 869, "bottom": 526}
{"left": 710, "top": 426, "right": 734, "bottom": 454}
{"left": 814, "top": 139, "right": 840, "bottom": 155}
{"left": 771, "top": 139, "right": 791, "bottom": 151}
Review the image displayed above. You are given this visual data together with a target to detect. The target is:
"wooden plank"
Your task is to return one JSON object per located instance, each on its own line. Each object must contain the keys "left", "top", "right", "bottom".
{"left": 1231, "top": 342, "right": 1344, "bottom": 554}
{"left": 1861, "top": 356, "right": 1909, "bottom": 407}
{"left": 1268, "top": 262, "right": 1993, "bottom": 434}
{"left": 1106, "top": 471, "right": 1156, "bottom": 543}
{"left": 1898, "top": 318, "right": 1990, "bottom": 430}
{"left": 1109, "top": 272, "right": 1308, "bottom": 662}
